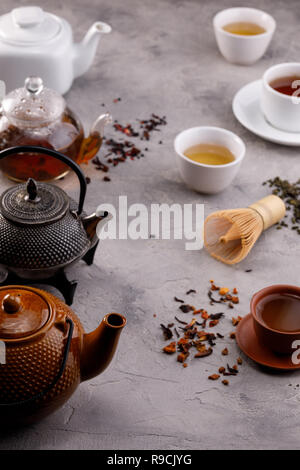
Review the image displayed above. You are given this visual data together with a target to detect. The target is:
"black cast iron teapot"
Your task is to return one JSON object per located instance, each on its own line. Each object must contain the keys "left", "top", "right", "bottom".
{"left": 0, "top": 146, "right": 111, "bottom": 282}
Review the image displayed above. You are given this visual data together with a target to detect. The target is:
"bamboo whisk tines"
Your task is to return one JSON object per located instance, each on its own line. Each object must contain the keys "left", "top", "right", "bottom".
{"left": 204, "top": 195, "right": 286, "bottom": 265}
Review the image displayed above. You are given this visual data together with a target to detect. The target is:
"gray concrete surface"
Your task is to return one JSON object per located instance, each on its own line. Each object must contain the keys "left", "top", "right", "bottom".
{"left": 0, "top": 0, "right": 299, "bottom": 450}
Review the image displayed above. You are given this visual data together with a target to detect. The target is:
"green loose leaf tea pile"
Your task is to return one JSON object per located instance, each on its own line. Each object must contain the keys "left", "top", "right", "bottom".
{"left": 263, "top": 177, "right": 300, "bottom": 233}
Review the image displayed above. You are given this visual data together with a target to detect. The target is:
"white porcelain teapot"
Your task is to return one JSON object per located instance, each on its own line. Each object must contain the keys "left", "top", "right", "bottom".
{"left": 0, "top": 6, "right": 112, "bottom": 94}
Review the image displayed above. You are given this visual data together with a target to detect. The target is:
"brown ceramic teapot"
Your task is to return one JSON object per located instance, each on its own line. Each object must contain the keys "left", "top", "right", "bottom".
{"left": 0, "top": 77, "right": 111, "bottom": 181}
{"left": 0, "top": 285, "right": 126, "bottom": 425}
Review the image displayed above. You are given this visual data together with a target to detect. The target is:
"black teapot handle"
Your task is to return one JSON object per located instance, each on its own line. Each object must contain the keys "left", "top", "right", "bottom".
{"left": 0, "top": 146, "right": 87, "bottom": 216}
{"left": 0, "top": 317, "right": 74, "bottom": 407}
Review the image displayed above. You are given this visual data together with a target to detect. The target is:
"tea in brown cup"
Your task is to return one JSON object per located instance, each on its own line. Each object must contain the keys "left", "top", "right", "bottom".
{"left": 251, "top": 285, "right": 300, "bottom": 354}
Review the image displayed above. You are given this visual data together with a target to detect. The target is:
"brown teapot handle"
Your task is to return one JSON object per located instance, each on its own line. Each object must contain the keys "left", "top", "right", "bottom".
{"left": 0, "top": 146, "right": 87, "bottom": 215}
{"left": 0, "top": 317, "right": 74, "bottom": 407}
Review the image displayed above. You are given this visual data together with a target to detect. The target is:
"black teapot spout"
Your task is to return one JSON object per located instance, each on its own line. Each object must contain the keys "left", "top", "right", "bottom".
{"left": 81, "top": 211, "right": 113, "bottom": 244}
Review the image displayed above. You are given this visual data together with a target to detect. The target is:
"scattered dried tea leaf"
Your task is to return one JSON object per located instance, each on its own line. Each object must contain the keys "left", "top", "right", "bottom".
{"left": 163, "top": 342, "right": 176, "bottom": 354}
{"left": 177, "top": 352, "right": 189, "bottom": 363}
{"left": 208, "top": 374, "right": 220, "bottom": 381}
{"left": 174, "top": 296, "right": 184, "bottom": 303}
{"left": 208, "top": 291, "right": 222, "bottom": 304}
{"left": 222, "top": 380, "right": 229, "bottom": 386}
{"left": 219, "top": 366, "right": 226, "bottom": 374}
{"left": 210, "top": 312, "right": 224, "bottom": 320}
{"left": 194, "top": 347, "right": 213, "bottom": 358}
{"left": 222, "top": 347, "right": 229, "bottom": 356}
{"left": 232, "top": 316, "right": 242, "bottom": 326}
{"left": 237, "top": 357, "right": 243, "bottom": 365}
{"left": 193, "top": 308, "right": 202, "bottom": 315}
{"left": 179, "top": 304, "right": 195, "bottom": 313}
{"left": 227, "top": 364, "right": 238, "bottom": 374}
{"left": 160, "top": 324, "right": 173, "bottom": 340}
{"left": 263, "top": 177, "right": 300, "bottom": 232}
{"left": 177, "top": 338, "right": 190, "bottom": 351}
{"left": 219, "top": 287, "right": 229, "bottom": 296}
{"left": 186, "top": 289, "right": 196, "bottom": 295}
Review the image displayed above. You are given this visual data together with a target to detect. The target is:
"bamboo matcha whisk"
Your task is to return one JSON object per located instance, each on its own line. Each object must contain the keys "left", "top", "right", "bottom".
{"left": 204, "top": 195, "right": 286, "bottom": 265}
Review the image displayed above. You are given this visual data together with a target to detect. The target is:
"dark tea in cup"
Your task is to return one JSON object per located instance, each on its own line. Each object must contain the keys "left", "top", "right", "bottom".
{"left": 251, "top": 285, "right": 300, "bottom": 354}
{"left": 256, "top": 292, "right": 300, "bottom": 332}
{"left": 269, "top": 75, "right": 300, "bottom": 96}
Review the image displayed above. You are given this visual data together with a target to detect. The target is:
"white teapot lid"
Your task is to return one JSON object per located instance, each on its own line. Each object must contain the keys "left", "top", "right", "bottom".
{"left": 0, "top": 6, "right": 62, "bottom": 45}
{"left": 2, "top": 76, "right": 66, "bottom": 127}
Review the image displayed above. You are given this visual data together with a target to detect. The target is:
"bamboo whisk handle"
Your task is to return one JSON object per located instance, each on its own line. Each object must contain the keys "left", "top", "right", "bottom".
{"left": 249, "top": 195, "right": 286, "bottom": 231}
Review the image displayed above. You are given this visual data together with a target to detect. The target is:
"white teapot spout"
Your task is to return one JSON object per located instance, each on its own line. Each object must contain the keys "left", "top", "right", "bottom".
{"left": 73, "top": 22, "right": 111, "bottom": 79}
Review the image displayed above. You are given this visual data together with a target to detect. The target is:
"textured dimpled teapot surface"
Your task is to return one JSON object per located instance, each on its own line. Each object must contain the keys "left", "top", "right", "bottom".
{"left": 0, "top": 178, "right": 90, "bottom": 273}
{"left": 0, "top": 206, "right": 89, "bottom": 270}
{"left": 0, "top": 287, "right": 83, "bottom": 424}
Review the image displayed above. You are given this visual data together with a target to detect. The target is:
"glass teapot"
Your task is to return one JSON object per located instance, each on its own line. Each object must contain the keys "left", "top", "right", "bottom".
{"left": 0, "top": 77, "right": 111, "bottom": 181}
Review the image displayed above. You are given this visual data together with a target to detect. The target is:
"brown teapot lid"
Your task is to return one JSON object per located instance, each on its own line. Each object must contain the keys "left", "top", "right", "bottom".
{"left": 0, "top": 178, "right": 69, "bottom": 225}
{"left": 0, "top": 286, "right": 52, "bottom": 340}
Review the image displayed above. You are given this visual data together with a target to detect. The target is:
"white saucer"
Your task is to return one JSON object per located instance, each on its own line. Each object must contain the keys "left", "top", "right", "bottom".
{"left": 233, "top": 79, "right": 300, "bottom": 146}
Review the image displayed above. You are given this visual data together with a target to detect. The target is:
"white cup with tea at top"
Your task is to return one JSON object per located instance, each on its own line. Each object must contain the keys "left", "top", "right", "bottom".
{"left": 213, "top": 7, "right": 276, "bottom": 65}
{"left": 174, "top": 126, "right": 245, "bottom": 194}
{"left": 261, "top": 63, "right": 300, "bottom": 132}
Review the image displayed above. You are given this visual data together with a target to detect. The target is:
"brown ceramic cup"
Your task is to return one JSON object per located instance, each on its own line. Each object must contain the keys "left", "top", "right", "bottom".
{"left": 251, "top": 285, "right": 300, "bottom": 355}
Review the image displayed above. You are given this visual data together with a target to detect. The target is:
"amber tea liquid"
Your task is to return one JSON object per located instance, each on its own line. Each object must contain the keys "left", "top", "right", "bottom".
{"left": 0, "top": 109, "right": 102, "bottom": 182}
{"left": 257, "top": 293, "right": 300, "bottom": 332}
{"left": 223, "top": 22, "right": 266, "bottom": 36}
{"left": 184, "top": 143, "right": 235, "bottom": 166}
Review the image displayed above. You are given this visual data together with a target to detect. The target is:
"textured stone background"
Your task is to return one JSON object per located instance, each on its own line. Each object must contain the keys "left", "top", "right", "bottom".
{"left": 0, "top": 0, "right": 299, "bottom": 450}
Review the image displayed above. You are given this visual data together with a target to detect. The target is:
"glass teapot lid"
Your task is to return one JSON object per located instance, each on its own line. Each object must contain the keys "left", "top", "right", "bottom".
{"left": 2, "top": 76, "right": 66, "bottom": 127}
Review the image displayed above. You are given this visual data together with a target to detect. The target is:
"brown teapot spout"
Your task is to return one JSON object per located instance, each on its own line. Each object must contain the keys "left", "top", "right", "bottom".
{"left": 80, "top": 313, "right": 126, "bottom": 382}
{"left": 82, "top": 210, "right": 113, "bottom": 244}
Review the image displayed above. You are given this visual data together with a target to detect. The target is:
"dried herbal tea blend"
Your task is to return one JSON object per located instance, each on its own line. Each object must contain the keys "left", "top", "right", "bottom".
{"left": 92, "top": 111, "right": 167, "bottom": 179}
{"left": 158, "top": 280, "right": 243, "bottom": 384}
{"left": 263, "top": 177, "right": 300, "bottom": 233}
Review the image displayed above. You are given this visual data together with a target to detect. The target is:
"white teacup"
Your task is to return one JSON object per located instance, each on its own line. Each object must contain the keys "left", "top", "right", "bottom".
{"left": 174, "top": 127, "right": 245, "bottom": 194}
{"left": 261, "top": 63, "right": 300, "bottom": 132}
{"left": 213, "top": 7, "right": 276, "bottom": 65}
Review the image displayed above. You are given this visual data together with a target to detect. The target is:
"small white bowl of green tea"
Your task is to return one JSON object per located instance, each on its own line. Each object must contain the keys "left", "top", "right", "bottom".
{"left": 213, "top": 7, "right": 276, "bottom": 65}
{"left": 174, "top": 126, "right": 245, "bottom": 194}
{"left": 252, "top": 285, "right": 300, "bottom": 354}
{"left": 261, "top": 62, "right": 300, "bottom": 132}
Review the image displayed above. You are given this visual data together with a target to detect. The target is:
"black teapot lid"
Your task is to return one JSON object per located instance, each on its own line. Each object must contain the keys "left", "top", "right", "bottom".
{"left": 0, "top": 178, "right": 69, "bottom": 225}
